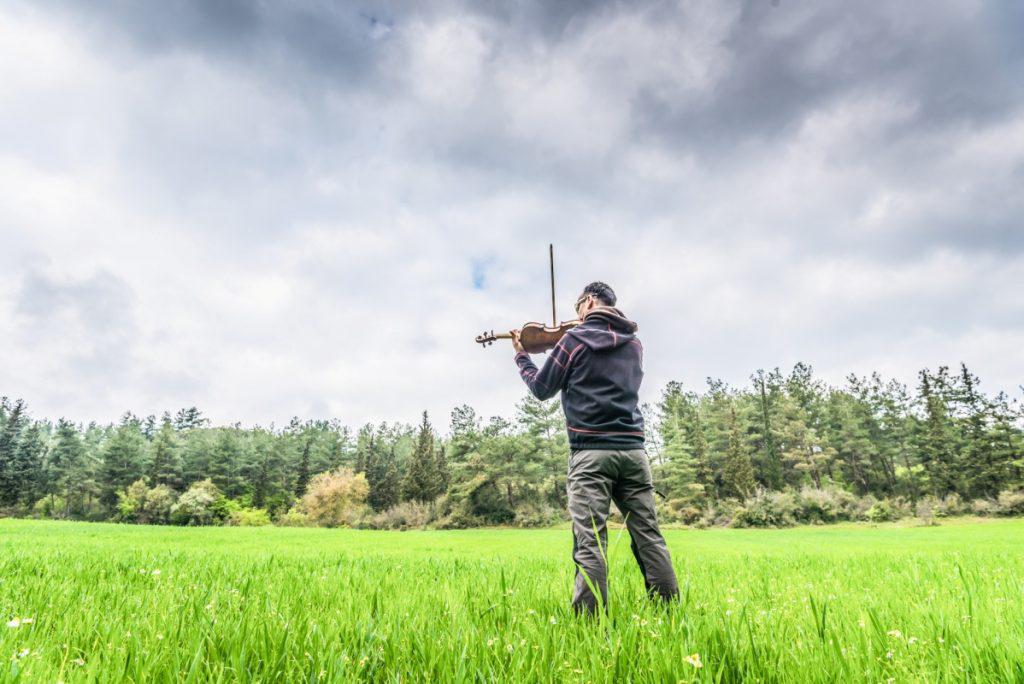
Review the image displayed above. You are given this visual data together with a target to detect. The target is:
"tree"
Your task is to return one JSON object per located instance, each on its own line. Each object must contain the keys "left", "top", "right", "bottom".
{"left": 517, "top": 394, "right": 567, "bottom": 508}
{"left": 171, "top": 478, "right": 223, "bottom": 525}
{"left": 174, "top": 407, "right": 208, "bottom": 431}
{"left": 209, "top": 428, "right": 244, "bottom": 497}
{"left": 300, "top": 468, "right": 369, "bottom": 527}
{"left": 751, "top": 370, "right": 784, "bottom": 490}
{"left": 99, "top": 414, "right": 148, "bottom": 509}
{"left": 49, "top": 419, "right": 88, "bottom": 516}
{"left": 0, "top": 399, "right": 25, "bottom": 506}
{"left": 13, "top": 422, "right": 47, "bottom": 507}
{"left": 294, "top": 434, "right": 313, "bottom": 497}
{"left": 367, "top": 445, "right": 401, "bottom": 511}
{"left": 722, "top": 405, "right": 756, "bottom": 499}
{"left": 403, "top": 412, "right": 442, "bottom": 502}
{"left": 916, "top": 369, "right": 959, "bottom": 496}
{"left": 148, "top": 416, "right": 181, "bottom": 490}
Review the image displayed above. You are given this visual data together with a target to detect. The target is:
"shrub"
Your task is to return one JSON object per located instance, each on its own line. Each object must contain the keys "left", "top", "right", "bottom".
{"left": 228, "top": 507, "right": 271, "bottom": 527}
{"left": 796, "top": 486, "right": 860, "bottom": 523}
{"left": 996, "top": 489, "right": 1024, "bottom": 516}
{"left": 971, "top": 498, "right": 998, "bottom": 516}
{"left": 513, "top": 503, "right": 564, "bottom": 528}
{"left": 867, "top": 500, "right": 901, "bottom": 523}
{"left": 143, "top": 485, "right": 176, "bottom": 524}
{"left": 275, "top": 507, "right": 312, "bottom": 527}
{"left": 301, "top": 468, "right": 370, "bottom": 527}
{"left": 936, "top": 493, "right": 967, "bottom": 517}
{"left": 116, "top": 479, "right": 150, "bottom": 522}
{"left": 32, "top": 495, "right": 67, "bottom": 519}
{"left": 731, "top": 490, "right": 798, "bottom": 528}
{"left": 363, "top": 500, "right": 439, "bottom": 530}
{"left": 171, "top": 479, "right": 223, "bottom": 526}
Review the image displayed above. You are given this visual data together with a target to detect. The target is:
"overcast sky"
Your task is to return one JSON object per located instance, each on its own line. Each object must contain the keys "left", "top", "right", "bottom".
{"left": 1, "top": 0, "right": 1022, "bottom": 430}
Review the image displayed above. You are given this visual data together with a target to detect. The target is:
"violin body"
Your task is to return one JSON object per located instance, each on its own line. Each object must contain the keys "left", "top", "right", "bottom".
{"left": 475, "top": 319, "right": 580, "bottom": 354}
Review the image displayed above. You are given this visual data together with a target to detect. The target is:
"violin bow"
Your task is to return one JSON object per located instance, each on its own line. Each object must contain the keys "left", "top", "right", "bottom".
{"left": 549, "top": 243, "right": 557, "bottom": 327}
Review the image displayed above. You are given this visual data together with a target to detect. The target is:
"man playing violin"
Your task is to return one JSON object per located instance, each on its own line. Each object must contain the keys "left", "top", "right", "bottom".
{"left": 511, "top": 282, "right": 679, "bottom": 614}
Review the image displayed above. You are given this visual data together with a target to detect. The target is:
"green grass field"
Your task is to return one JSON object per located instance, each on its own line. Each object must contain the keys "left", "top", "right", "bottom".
{"left": 1, "top": 518, "right": 1022, "bottom": 683}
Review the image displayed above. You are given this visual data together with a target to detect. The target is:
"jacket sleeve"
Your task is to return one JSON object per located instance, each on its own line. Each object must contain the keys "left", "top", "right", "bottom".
{"left": 513, "top": 336, "right": 583, "bottom": 400}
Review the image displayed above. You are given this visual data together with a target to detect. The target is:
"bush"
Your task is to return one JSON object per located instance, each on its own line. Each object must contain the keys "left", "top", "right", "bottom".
{"left": 731, "top": 490, "right": 798, "bottom": 528}
{"left": 996, "top": 489, "right": 1024, "bottom": 516}
{"left": 363, "top": 500, "right": 439, "bottom": 530}
{"left": 227, "top": 507, "right": 271, "bottom": 526}
{"left": 300, "top": 468, "right": 370, "bottom": 527}
{"left": 171, "top": 479, "right": 223, "bottom": 526}
{"left": 143, "top": 485, "right": 177, "bottom": 524}
{"left": 796, "top": 486, "right": 861, "bottom": 524}
{"left": 116, "top": 480, "right": 177, "bottom": 524}
{"left": 971, "top": 498, "right": 998, "bottom": 516}
{"left": 275, "top": 507, "right": 312, "bottom": 527}
{"left": 513, "top": 502, "right": 564, "bottom": 528}
{"left": 867, "top": 500, "right": 901, "bottom": 523}
{"left": 32, "top": 495, "right": 67, "bottom": 519}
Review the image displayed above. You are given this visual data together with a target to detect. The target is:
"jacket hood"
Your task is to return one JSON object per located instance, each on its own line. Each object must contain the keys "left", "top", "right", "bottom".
{"left": 573, "top": 306, "right": 638, "bottom": 351}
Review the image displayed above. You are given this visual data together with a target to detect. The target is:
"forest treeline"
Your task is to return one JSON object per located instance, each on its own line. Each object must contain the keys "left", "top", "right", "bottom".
{"left": 1, "top": 362, "right": 1022, "bottom": 528}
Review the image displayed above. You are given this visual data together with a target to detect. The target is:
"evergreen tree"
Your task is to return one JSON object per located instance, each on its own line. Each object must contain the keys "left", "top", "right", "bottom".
{"left": 403, "top": 411, "right": 441, "bottom": 502}
{"left": 367, "top": 445, "right": 401, "bottom": 511}
{"left": 13, "top": 422, "right": 47, "bottom": 506}
{"left": 99, "top": 414, "right": 148, "bottom": 509}
{"left": 751, "top": 370, "right": 784, "bottom": 489}
{"left": 916, "top": 369, "right": 960, "bottom": 496}
{"left": 174, "top": 407, "right": 208, "bottom": 431}
{"left": 49, "top": 419, "right": 88, "bottom": 516}
{"left": 209, "top": 428, "right": 244, "bottom": 497}
{"left": 722, "top": 405, "right": 756, "bottom": 499}
{"left": 0, "top": 399, "right": 25, "bottom": 506}
{"left": 148, "top": 416, "right": 181, "bottom": 489}
{"left": 294, "top": 435, "right": 312, "bottom": 497}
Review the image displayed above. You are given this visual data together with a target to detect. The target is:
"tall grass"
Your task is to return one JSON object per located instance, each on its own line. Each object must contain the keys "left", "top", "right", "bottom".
{"left": 1, "top": 518, "right": 1022, "bottom": 682}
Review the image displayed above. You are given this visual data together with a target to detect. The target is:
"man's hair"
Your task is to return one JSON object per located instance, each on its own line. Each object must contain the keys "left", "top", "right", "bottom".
{"left": 581, "top": 281, "right": 616, "bottom": 306}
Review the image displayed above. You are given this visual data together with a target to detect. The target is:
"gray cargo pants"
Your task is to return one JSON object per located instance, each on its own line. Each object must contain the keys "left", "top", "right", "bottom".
{"left": 568, "top": 448, "right": 679, "bottom": 614}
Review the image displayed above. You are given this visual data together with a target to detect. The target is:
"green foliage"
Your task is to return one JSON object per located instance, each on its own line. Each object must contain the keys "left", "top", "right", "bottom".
{"left": 0, "top": 359, "right": 1021, "bottom": 530}
{"left": 227, "top": 506, "right": 271, "bottom": 527}
{"left": 170, "top": 479, "right": 224, "bottom": 526}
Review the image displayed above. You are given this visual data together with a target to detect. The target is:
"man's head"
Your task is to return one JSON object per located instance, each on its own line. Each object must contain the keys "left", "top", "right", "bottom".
{"left": 575, "top": 281, "right": 616, "bottom": 318}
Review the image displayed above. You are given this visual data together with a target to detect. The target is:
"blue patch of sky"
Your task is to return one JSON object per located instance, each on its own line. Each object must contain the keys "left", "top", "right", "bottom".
{"left": 471, "top": 258, "right": 494, "bottom": 290}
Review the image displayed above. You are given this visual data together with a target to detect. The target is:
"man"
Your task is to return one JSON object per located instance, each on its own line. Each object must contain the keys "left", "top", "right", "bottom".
{"left": 511, "top": 282, "right": 679, "bottom": 614}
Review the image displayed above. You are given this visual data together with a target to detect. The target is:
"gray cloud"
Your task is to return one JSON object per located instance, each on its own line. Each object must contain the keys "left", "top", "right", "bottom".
{"left": 1, "top": 0, "right": 1022, "bottom": 427}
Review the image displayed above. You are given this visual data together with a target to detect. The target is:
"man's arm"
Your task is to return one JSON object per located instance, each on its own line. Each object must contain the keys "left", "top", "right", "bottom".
{"left": 512, "top": 331, "right": 583, "bottom": 400}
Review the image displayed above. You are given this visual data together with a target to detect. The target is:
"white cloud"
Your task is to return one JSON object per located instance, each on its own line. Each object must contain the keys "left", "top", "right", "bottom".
{"left": 1, "top": 0, "right": 1022, "bottom": 429}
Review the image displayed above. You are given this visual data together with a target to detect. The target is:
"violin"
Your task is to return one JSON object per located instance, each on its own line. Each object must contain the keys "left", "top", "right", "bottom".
{"left": 475, "top": 319, "right": 581, "bottom": 354}
{"left": 475, "top": 244, "right": 579, "bottom": 354}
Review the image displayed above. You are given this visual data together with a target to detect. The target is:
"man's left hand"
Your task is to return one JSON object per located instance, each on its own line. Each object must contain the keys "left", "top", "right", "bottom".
{"left": 510, "top": 329, "right": 525, "bottom": 353}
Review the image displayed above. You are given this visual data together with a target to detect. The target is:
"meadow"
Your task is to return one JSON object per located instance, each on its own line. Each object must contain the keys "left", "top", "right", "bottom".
{"left": 1, "top": 518, "right": 1022, "bottom": 683}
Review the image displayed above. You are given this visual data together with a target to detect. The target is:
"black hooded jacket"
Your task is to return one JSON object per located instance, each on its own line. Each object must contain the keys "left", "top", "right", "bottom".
{"left": 514, "top": 307, "right": 645, "bottom": 450}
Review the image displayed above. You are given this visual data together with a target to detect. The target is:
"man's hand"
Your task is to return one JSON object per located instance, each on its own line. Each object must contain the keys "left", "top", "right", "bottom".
{"left": 510, "top": 329, "right": 525, "bottom": 354}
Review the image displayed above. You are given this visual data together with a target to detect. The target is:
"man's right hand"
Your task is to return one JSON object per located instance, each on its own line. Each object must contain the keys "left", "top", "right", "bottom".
{"left": 510, "top": 329, "right": 525, "bottom": 354}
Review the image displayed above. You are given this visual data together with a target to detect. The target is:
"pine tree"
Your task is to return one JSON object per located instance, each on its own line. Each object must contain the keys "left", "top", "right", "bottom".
{"left": 209, "top": 428, "right": 244, "bottom": 497}
{"left": 403, "top": 411, "right": 440, "bottom": 502}
{"left": 49, "top": 418, "right": 87, "bottom": 516}
{"left": 752, "top": 370, "right": 783, "bottom": 489}
{"left": 367, "top": 445, "right": 401, "bottom": 511}
{"left": 148, "top": 416, "right": 181, "bottom": 489}
{"left": 295, "top": 436, "right": 312, "bottom": 497}
{"left": 174, "top": 407, "right": 208, "bottom": 431}
{"left": 916, "top": 369, "right": 959, "bottom": 496}
{"left": 14, "top": 422, "right": 47, "bottom": 507}
{"left": 722, "top": 405, "right": 756, "bottom": 499}
{"left": 0, "top": 399, "right": 25, "bottom": 506}
{"left": 99, "top": 414, "right": 148, "bottom": 509}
